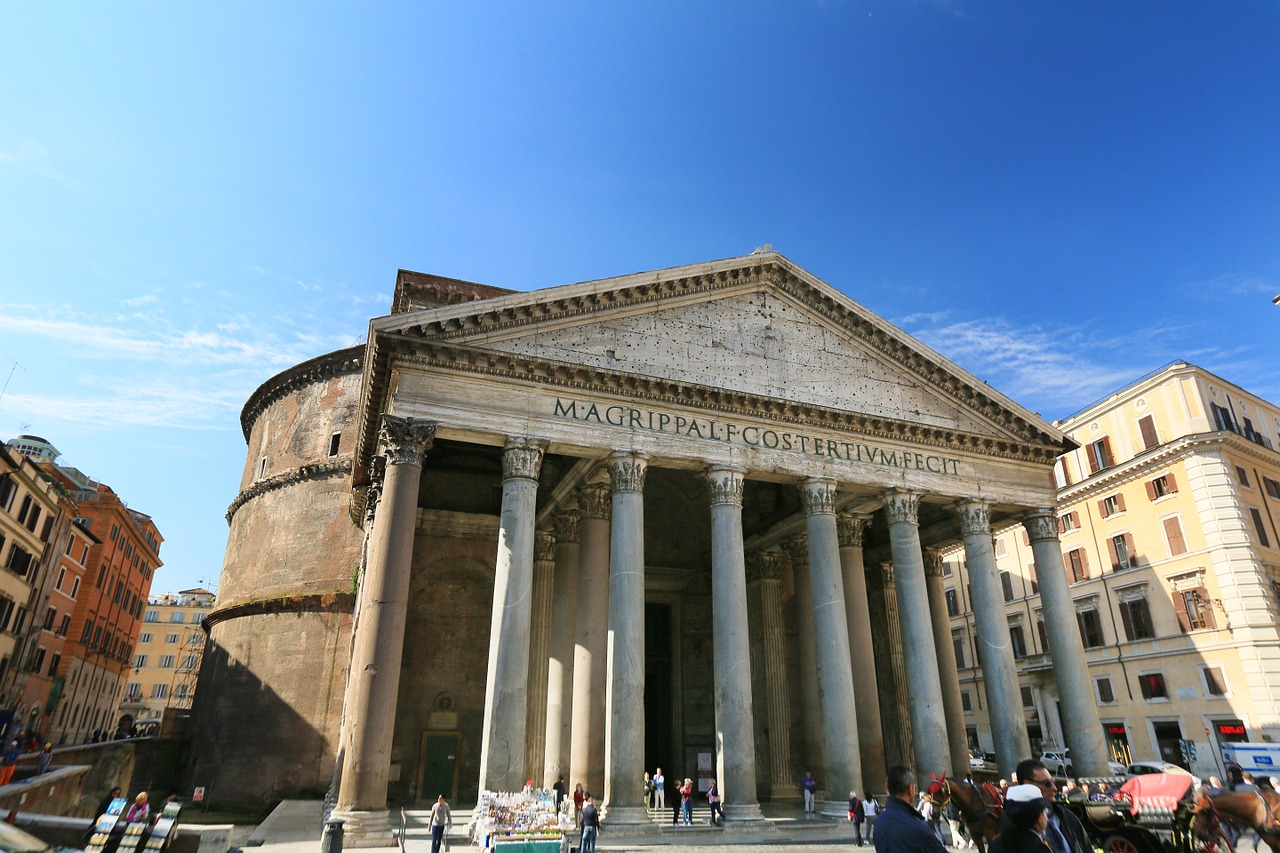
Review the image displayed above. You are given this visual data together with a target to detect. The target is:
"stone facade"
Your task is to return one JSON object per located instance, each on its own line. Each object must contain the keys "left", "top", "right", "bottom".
{"left": 200, "top": 254, "right": 1112, "bottom": 832}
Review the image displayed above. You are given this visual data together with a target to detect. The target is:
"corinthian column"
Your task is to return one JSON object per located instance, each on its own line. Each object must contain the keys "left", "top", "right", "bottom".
{"left": 571, "top": 484, "right": 610, "bottom": 797}
{"left": 747, "top": 551, "right": 801, "bottom": 801}
{"left": 479, "top": 436, "right": 547, "bottom": 793}
{"left": 924, "top": 548, "right": 970, "bottom": 776}
{"left": 800, "top": 477, "right": 862, "bottom": 816}
{"left": 334, "top": 415, "right": 435, "bottom": 846}
{"left": 705, "top": 465, "right": 765, "bottom": 822}
{"left": 1025, "top": 509, "right": 1109, "bottom": 777}
{"left": 883, "top": 489, "right": 950, "bottom": 789}
{"left": 958, "top": 500, "right": 1029, "bottom": 777}
{"left": 837, "top": 513, "right": 886, "bottom": 796}
{"left": 602, "top": 451, "right": 649, "bottom": 824}
{"left": 544, "top": 510, "right": 580, "bottom": 787}
{"left": 526, "top": 529, "right": 556, "bottom": 786}
{"left": 782, "top": 535, "right": 824, "bottom": 784}
{"left": 869, "top": 561, "right": 914, "bottom": 770}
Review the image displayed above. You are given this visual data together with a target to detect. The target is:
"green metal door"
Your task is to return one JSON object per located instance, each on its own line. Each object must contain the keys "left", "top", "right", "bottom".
{"left": 420, "top": 733, "right": 459, "bottom": 801}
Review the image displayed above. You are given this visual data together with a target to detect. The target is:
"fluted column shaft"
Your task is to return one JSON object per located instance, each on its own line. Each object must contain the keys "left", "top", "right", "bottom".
{"left": 571, "top": 485, "right": 610, "bottom": 797}
{"left": 335, "top": 416, "right": 435, "bottom": 845}
{"left": 801, "top": 477, "right": 862, "bottom": 814}
{"left": 959, "top": 501, "right": 1030, "bottom": 777}
{"left": 479, "top": 437, "right": 547, "bottom": 793}
{"left": 544, "top": 511, "right": 580, "bottom": 787}
{"left": 924, "top": 549, "right": 971, "bottom": 777}
{"left": 837, "top": 514, "right": 886, "bottom": 796}
{"left": 706, "top": 466, "right": 764, "bottom": 821}
{"left": 748, "top": 552, "right": 801, "bottom": 801}
{"left": 782, "top": 535, "right": 824, "bottom": 784}
{"left": 526, "top": 530, "right": 556, "bottom": 787}
{"left": 1025, "top": 509, "right": 1109, "bottom": 776}
{"left": 602, "top": 452, "right": 649, "bottom": 824}
{"left": 872, "top": 562, "right": 914, "bottom": 769}
{"left": 883, "top": 489, "right": 950, "bottom": 789}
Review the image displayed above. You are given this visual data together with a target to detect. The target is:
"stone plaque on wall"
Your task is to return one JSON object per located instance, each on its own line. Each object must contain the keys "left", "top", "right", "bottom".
{"left": 428, "top": 711, "right": 459, "bottom": 730}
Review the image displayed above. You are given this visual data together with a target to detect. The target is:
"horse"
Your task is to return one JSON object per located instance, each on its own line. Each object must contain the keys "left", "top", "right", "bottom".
{"left": 1192, "top": 787, "right": 1280, "bottom": 853}
{"left": 926, "top": 773, "right": 1002, "bottom": 853}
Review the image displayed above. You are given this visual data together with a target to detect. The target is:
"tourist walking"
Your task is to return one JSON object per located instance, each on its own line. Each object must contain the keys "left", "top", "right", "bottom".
{"left": 988, "top": 784, "right": 1053, "bottom": 853}
{"left": 864, "top": 794, "right": 878, "bottom": 845}
{"left": 573, "top": 783, "right": 585, "bottom": 828}
{"left": 552, "top": 775, "right": 565, "bottom": 813}
{"left": 0, "top": 741, "right": 19, "bottom": 786}
{"left": 580, "top": 796, "right": 599, "bottom": 853}
{"left": 849, "top": 790, "right": 866, "bottom": 845}
{"left": 643, "top": 771, "right": 653, "bottom": 807}
{"left": 34, "top": 743, "right": 52, "bottom": 777}
{"left": 654, "top": 767, "right": 666, "bottom": 809}
{"left": 873, "top": 765, "right": 946, "bottom": 853}
{"left": 672, "top": 777, "right": 682, "bottom": 825}
{"left": 681, "top": 777, "right": 694, "bottom": 825}
{"left": 802, "top": 770, "right": 817, "bottom": 816}
{"left": 1015, "top": 759, "right": 1089, "bottom": 853}
{"left": 918, "top": 792, "right": 944, "bottom": 844}
{"left": 707, "top": 779, "right": 723, "bottom": 826}
{"left": 428, "top": 795, "right": 451, "bottom": 853}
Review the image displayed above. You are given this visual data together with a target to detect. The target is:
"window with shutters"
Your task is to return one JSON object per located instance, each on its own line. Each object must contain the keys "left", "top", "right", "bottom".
{"left": 1067, "top": 548, "right": 1090, "bottom": 583}
{"left": 1138, "top": 415, "right": 1160, "bottom": 450}
{"left": 159, "top": 655, "right": 175, "bottom": 668}
{"left": 152, "top": 683, "right": 168, "bottom": 699}
{"left": 1028, "top": 562, "right": 1038, "bottom": 594}
{"left": 1249, "top": 508, "right": 1271, "bottom": 548}
{"left": 1060, "top": 511, "right": 1081, "bottom": 532}
{"left": 953, "top": 633, "right": 966, "bottom": 668}
{"left": 1036, "top": 613, "right": 1049, "bottom": 653}
{"left": 994, "top": 538, "right": 1007, "bottom": 557}
{"left": 1201, "top": 665, "right": 1228, "bottom": 697}
{"left": 1162, "top": 516, "right": 1188, "bottom": 556}
{"left": 1109, "top": 533, "right": 1137, "bottom": 571}
{"left": 945, "top": 588, "right": 959, "bottom": 617}
{"left": 1055, "top": 457, "right": 1073, "bottom": 488}
{"left": 1009, "top": 624, "right": 1027, "bottom": 660}
{"left": 961, "top": 691, "right": 972, "bottom": 712}
{"left": 1001, "top": 571, "right": 1014, "bottom": 602}
{"left": 1089, "top": 438, "right": 1115, "bottom": 472}
{"left": 1147, "top": 474, "right": 1177, "bottom": 500}
{"left": 1077, "top": 608, "right": 1105, "bottom": 648}
{"left": 1119, "top": 596, "right": 1155, "bottom": 641}
{"left": 1265, "top": 477, "right": 1280, "bottom": 499}
{"left": 1020, "top": 685, "right": 1034, "bottom": 708}
{"left": 1095, "top": 676, "right": 1115, "bottom": 704}
{"left": 1138, "top": 672, "right": 1168, "bottom": 700}
{"left": 1236, "top": 466, "right": 1251, "bottom": 488}
{"left": 1100, "top": 493, "right": 1126, "bottom": 517}
{"left": 1174, "top": 587, "right": 1216, "bottom": 632}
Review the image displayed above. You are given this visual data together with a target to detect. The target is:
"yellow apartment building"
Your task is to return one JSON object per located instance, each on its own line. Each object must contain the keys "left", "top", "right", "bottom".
{"left": 943, "top": 362, "right": 1280, "bottom": 778}
{"left": 121, "top": 588, "right": 214, "bottom": 725}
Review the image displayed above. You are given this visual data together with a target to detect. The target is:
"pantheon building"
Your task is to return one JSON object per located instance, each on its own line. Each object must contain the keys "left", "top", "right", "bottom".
{"left": 193, "top": 252, "right": 1110, "bottom": 843}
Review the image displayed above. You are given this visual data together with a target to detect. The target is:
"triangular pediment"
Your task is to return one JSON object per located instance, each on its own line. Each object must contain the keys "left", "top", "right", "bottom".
{"left": 371, "top": 253, "right": 1067, "bottom": 450}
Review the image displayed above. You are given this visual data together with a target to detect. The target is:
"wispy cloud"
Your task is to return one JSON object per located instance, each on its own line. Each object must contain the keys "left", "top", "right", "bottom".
{"left": 0, "top": 141, "right": 84, "bottom": 191}
{"left": 123, "top": 294, "right": 160, "bottom": 307}
{"left": 4, "top": 379, "right": 247, "bottom": 431}
{"left": 1180, "top": 272, "right": 1275, "bottom": 299}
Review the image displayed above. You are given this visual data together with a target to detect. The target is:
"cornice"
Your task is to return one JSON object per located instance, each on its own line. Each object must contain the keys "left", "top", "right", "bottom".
{"left": 1058, "top": 430, "right": 1277, "bottom": 505}
{"left": 368, "top": 336, "right": 1061, "bottom": 466}
{"left": 203, "top": 591, "right": 356, "bottom": 631}
{"left": 226, "top": 457, "right": 353, "bottom": 524}
{"left": 240, "top": 346, "right": 363, "bottom": 441}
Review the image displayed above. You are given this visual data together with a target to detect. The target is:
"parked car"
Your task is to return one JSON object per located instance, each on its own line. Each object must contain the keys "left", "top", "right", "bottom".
{"left": 1125, "top": 761, "right": 1198, "bottom": 782}
{"left": 1040, "top": 748, "right": 1127, "bottom": 777}
{"left": 969, "top": 749, "right": 998, "bottom": 771}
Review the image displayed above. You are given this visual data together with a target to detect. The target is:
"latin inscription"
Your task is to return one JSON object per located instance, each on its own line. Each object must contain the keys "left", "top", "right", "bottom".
{"left": 552, "top": 397, "right": 961, "bottom": 475}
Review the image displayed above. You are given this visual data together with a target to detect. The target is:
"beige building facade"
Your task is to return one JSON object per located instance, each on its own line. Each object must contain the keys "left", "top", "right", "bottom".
{"left": 197, "top": 253, "right": 1122, "bottom": 839}
{"left": 943, "top": 362, "right": 1280, "bottom": 778}
{"left": 122, "top": 589, "right": 214, "bottom": 724}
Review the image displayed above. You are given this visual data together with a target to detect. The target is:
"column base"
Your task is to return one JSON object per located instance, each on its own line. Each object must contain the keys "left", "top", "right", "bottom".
{"left": 600, "top": 802, "right": 653, "bottom": 826}
{"left": 327, "top": 807, "right": 399, "bottom": 848}
{"left": 817, "top": 797, "right": 852, "bottom": 819}
{"left": 769, "top": 782, "right": 803, "bottom": 800}
{"left": 723, "top": 802, "right": 774, "bottom": 829}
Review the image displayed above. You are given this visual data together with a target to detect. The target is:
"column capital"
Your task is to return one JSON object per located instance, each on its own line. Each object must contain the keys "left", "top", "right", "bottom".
{"left": 882, "top": 489, "right": 921, "bottom": 526}
{"left": 552, "top": 509, "right": 581, "bottom": 544}
{"left": 923, "top": 548, "right": 945, "bottom": 578}
{"left": 535, "top": 530, "right": 557, "bottom": 563}
{"left": 957, "top": 499, "right": 992, "bottom": 536}
{"left": 705, "top": 465, "right": 746, "bottom": 507}
{"left": 1023, "top": 509, "right": 1061, "bottom": 543}
{"left": 578, "top": 483, "right": 612, "bottom": 520}
{"left": 781, "top": 534, "right": 808, "bottom": 566}
{"left": 799, "top": 477, "right": 838, "bottom": 516}
{"left": 606, "top": 451, "right": 649, "bottom": 493}
{"left": 880, "top": 561, "right": 896, "bottom": 585}
{"left": 836, "top": 513, "right": 871, "bottom": 548}
{"left": 379, "top": 415, "right": 436, "bottom": 466}
{"left": 746, "top": 550, "right": 787, "bottom": 583}
{"left": 502, "top": 436, "right": 548, "bottom": 481}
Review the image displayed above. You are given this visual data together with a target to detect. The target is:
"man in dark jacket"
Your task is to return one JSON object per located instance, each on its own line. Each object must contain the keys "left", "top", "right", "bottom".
{"left": 874, "top": 765, "right": 947, "bottom": 853}
{"left": 1014, "top": 760, "right": 1089, "bottom": 853}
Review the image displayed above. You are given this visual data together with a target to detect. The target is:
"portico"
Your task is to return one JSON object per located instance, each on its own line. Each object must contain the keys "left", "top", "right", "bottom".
{"left": 329, "top": 254, "right": 1105, "bottom": 843}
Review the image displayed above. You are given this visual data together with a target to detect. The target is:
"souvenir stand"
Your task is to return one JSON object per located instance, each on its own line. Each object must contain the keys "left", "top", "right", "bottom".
{"left": 83, "top": 797, "right": 127, "bottom": 853}
{"left": 470, "top": 789, "right": 566, "bottom": 853}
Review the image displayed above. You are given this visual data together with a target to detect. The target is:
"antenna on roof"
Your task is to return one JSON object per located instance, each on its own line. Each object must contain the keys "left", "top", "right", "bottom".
{"left": 0, "top": 358, "right": 25, "bottom": 408}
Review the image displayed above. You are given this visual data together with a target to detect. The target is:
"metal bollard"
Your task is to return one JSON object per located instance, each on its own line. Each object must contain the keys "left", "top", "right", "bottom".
{"left": 321, "top": 819, "right": 344, "bottom": 853}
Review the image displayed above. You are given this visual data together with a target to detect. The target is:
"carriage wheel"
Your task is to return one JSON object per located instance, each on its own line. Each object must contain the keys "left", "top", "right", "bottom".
{"left": 1199, "top": 827, "right": 1235, "bottom": 853}
{"left": 1103, "top": 835, "right": 1143, "bottom": 853}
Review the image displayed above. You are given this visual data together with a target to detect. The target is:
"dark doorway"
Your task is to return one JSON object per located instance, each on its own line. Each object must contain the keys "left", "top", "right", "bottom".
{"left": 419, "top": 732, "right": 460, "bottom": 801}
{"left": 1153, "top": 721, "right": 1185, "bottom": 769}
{"left": 645, "top": 603, "right": 674, "bottom": 775}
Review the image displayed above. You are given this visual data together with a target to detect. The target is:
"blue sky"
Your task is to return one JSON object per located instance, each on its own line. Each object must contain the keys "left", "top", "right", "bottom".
{"left": 2, "top": 1, "right": 1277, "bottom": 594}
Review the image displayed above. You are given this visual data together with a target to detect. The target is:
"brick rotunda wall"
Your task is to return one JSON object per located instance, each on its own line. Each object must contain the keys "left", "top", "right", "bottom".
{"left": 190, "top": 347, "right": 365, "bottom": 807}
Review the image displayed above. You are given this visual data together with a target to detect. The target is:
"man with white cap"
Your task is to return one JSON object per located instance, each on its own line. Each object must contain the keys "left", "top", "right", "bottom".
{"left": 990, "top": 784, "right": 1053, "bottom": 853}
{"left": 1014, "top": 759, "right": 1089, "bottom": 853}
